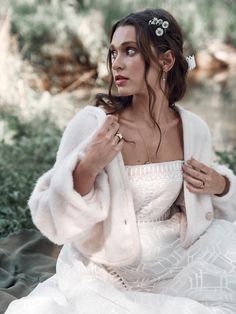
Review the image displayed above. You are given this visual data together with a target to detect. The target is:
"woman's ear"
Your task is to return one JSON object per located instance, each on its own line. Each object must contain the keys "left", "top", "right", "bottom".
{"left": 159, "top": 50, "right": 175, "bottom": 72}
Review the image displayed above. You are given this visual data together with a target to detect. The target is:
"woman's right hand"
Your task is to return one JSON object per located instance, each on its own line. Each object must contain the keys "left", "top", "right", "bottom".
{"left": 77, "top": 114, "right": 124, "bottom": 176}
{"left": 73, "top": 115, "right": 124, "bottom": 195}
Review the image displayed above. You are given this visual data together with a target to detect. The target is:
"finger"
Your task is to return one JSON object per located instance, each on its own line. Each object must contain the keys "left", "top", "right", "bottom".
{"left": 107, "top": 121, "right": 120, "bottom": 136}
{"left": 112, "top": 132, "right": 122, "bottom": 145}
{"left": 100, "top": 115, "right": 118, "bottom": 132}
{"left": 186, "top": 183, "right": 205, "bottom": 194}
{"left": 182, "top": 164, "right": 206, "bottom": 181}
{"left": 187, "top": 158, "right": 209, "bottom": 174}
{"left": 114, "top": 138, "right": 125, "bottom": 152}
{"left": 113, "top": 129, "right": 125, "bottom": 144}
{"left": 183, "top": 173, "right": 204, "bottom": 188}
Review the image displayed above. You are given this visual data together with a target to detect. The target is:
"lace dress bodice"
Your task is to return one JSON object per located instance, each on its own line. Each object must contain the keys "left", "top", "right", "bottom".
{"left": 105, "top": 160, "right": 184, "bottom": 291}
{"left": 125, "top": 160, "right": 184, "bottom": 222}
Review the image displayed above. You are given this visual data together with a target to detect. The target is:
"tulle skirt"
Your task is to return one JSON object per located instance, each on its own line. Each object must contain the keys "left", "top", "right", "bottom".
{"left": 5, "top": 218, "right": 236, "bottom": 314}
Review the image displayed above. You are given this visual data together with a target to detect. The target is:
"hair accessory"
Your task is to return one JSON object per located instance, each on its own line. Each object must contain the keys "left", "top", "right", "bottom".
{"left": 186, "top": 55, "right": 196, "bottom": 71}
{"left": 148, "top": 17, "right": 169, "bottom": 37}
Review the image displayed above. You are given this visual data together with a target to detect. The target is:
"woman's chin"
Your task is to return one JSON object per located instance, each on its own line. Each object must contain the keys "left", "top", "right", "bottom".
{"left": 117, "top": 89, "right": 132, "bottom": 97}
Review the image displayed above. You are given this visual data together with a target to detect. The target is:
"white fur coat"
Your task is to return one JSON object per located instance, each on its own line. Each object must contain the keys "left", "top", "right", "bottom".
{"left": 28, "top": 105, "right": 236, "bottom": 267}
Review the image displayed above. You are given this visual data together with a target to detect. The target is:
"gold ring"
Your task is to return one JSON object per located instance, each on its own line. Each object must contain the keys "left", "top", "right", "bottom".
{"left": 115, "top": 132, "right": 123, "bottom": 142}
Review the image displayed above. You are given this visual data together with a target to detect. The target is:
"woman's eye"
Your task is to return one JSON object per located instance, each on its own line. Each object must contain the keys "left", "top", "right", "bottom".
{"left": 126, "top": 47, "right": 136, "bottom": 55}
{"left": 110, "top": 47, "right": 136, "bottom": 61}
{"left": 110, "top": 50, "right": 117, "bottom": 60}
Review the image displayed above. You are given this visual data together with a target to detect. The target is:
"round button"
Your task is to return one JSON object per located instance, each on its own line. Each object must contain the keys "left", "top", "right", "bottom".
{"left": 205, "top": 212, "right": 213, "bottom": 221}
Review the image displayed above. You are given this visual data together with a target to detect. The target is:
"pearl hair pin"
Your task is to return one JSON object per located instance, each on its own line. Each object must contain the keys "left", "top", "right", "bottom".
{"left": 186, "top": 55, "right": 196, "bottom": 71}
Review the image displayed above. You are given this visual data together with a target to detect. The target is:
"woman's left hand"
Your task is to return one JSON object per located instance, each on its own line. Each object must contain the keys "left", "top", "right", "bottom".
{"left": 182, "top": 158, "right": 227, "bottom": 195}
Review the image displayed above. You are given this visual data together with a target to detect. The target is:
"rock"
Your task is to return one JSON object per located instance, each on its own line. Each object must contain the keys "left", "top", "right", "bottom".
{"left": 208, "top": 41, "right": 236, "bottom": 67}
{"left": 196, "top": 50, "right": 228, "bottom": 71}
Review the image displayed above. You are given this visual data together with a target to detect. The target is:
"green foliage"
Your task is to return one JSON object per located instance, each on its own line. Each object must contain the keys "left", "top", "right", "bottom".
{"left": 9, "top": 0, "right": 91, "bottom": 69}
{"left": 10, "top": 0, "right": 75, "bottom": 61}
{"left": 215, "top": 145, "right": 236, "bottom": 174}
{"left": 10, "top": 0, "right": 59, "bottom": 53}
{"left": 0, "top": 110, "right": 62, "bottom": 238}
{"left": 8, "top": 0, "right": 236, "bottom": 70}
{"left": 77, "top": 0, "right": 236, "bottom": 49}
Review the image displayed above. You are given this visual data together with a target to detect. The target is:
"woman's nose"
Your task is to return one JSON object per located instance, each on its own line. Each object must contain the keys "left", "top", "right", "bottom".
{"left": 112, "top": 53, "right": 124, "bottom": 70}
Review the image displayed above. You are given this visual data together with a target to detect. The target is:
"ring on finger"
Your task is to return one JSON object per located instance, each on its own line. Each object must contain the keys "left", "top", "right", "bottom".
{"left": 115, "top": 132, "right": 123, "bottom": 142}
{"left": 200, "top": 180, "right": 205, "bottom": 189}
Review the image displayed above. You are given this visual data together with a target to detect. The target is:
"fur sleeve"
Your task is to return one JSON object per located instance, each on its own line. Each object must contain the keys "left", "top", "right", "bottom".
{"left": 28, "top": 106, "right": 110, "bottom": 245}
{"left": 211, "top": 163, "right": 236, "bottom": 221}
{"left": 189, "top": 110, "right": 236, "bottom": 220}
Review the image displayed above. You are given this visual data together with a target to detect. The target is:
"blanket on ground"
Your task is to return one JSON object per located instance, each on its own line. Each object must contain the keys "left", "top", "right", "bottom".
{"left": 0, "top": 229, "right": 61, "bottom": 314}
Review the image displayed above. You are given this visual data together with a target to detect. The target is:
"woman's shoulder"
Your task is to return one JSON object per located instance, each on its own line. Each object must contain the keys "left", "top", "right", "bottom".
{"left": 176, "top": 104, "right": 211, "bottom": 134}
{"left": 56, "top": 105, "right": 106, "bottom": 162}
{"left": 74, "top": 104, "right": 106, "bottom": 119}
{"left": 66, "top": 105, "right": 106, "bottom": 129}
{"left": 61, "top": 105, "right": 105, "bottom": 140}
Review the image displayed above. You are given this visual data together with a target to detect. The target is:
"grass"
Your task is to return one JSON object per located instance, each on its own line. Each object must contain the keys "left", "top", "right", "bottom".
{"left": 0, "top": 110, "right": 61, "bottom": 238}
{"left": 215, "top": 145, "right": 236, "bottom": 174}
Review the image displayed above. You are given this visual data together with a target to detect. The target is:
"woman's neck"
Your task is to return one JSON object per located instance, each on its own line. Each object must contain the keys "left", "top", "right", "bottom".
{"left": 130, "top": 92, "right": 176, "bottom": 127}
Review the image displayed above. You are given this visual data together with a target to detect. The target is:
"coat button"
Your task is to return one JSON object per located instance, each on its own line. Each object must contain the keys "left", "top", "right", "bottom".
{"left": 205, "top": 212, "right": 213, "bottom": 221}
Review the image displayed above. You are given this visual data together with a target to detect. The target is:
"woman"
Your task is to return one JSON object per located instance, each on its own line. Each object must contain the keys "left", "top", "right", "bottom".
{"left": 6, "top": 8, "right": 236, "bottom": 314}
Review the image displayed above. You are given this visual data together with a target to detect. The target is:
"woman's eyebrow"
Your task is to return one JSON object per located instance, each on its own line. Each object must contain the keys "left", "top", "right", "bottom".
{"left": 109, "top": 41, "right": 137, "bottom": 49}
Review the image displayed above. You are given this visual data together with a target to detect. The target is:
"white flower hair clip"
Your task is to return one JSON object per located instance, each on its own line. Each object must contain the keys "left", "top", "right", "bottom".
{"left": 148, "top": 17, "right": 169, "bottom": 37}
{"left": 186, "top": 55, "right": 196, "bottom": 71}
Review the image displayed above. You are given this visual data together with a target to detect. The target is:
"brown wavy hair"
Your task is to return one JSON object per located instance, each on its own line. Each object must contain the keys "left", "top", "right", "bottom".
{"left": 95, "top": 8, "right": 189, "bottom": 154}
{"left": 96, "top": 9, "right": 188, "bottom": 112}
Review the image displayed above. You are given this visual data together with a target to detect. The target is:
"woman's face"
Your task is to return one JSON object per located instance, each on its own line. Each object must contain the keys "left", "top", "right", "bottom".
{"left": 110, "top": 25, "right": 159, "bottom": 97}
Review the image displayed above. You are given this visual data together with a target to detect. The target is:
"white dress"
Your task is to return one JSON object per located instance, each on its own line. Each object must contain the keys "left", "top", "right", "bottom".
{"left": 5, "top": 161, "right": 236, "bottom": 314}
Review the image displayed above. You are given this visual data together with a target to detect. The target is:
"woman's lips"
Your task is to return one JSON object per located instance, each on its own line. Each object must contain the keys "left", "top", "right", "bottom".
{"left": 115, "top": 75, "right": 128, "bottom": 86}
{"left": 116, "top": 79, "right": 128, "bottom": 86}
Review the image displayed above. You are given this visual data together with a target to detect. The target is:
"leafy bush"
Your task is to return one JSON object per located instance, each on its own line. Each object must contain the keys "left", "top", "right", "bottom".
{"left": 10, "top": 0, "right": 63, "bottom": 57}
{"left": 9, "top": 0, "right": 236, "bottom": 64}
{"left": 215, "top": 145, "right": 236, "bottom": 174}
{"left": 0, "top": 110, "right": 62, "bottom": 238}
{"left": 9, "top": 0, "right": 88, "bottom": 63}
{"left": 75, "top": 0, "right": 236, "bottom": 49}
